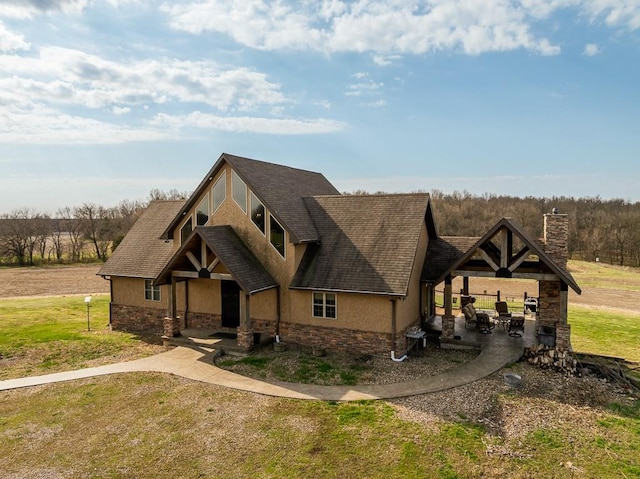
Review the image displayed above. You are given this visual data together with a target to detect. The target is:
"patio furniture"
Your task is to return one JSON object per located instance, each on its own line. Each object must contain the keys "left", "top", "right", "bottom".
{"left": 507, "top": 317, "right": 525, "bottom": 337}
{"left": 524, "top": 297, "right": 538, "bottom": 314}
{"left": 495, "top": 301, "right": 512, "bottom": 319}
{"left": 476, "top": 313, "right": 495, "bottom": 334}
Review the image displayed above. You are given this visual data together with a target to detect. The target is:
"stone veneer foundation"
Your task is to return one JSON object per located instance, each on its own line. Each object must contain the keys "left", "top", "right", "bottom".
{"left": 279, "top": 322, "right": 418, "bottom": 356}
{"left": 110, "top": 304, "right": 165, "bottom": 334}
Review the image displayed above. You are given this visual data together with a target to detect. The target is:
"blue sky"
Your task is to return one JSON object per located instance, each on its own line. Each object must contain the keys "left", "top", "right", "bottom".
{"left": 1, "top": 0, "right": 639, "bottom": 214}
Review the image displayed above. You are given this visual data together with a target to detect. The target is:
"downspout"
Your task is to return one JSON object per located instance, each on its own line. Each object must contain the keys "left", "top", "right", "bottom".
{"left": 108, "top": 277, "right": 113, "bottom": 328}
{"left": 390, "top": 298, "right": 407, "bottom": 362}
{"left": 274, "top": 286, "right": 281, "bottom": 343}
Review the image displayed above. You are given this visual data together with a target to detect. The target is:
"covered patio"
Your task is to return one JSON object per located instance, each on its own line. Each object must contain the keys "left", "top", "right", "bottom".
{"left": 422, "top": 214, "right": 581, "bottom": 351}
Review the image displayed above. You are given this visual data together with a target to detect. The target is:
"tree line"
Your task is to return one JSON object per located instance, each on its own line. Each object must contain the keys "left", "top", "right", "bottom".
{"left": 427, "top": 191, "right": 640, "bottom": 267}
{"left": 2, "top": 188, "right": 639, "bottom": 267}
{"left": 0, "top": 189, "right": 188, "bottom": 266}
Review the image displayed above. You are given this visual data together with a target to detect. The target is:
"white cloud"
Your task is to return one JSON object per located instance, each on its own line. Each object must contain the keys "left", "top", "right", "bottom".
{"left": 0, "top": 0, "right": 87, "bottom": 18}
{"left": 164, "top": 0, "right": 640, "bottom": 57}
{"left": 0, "top": 104, "right": 171, "bottom": 144}
{"left": 164, "top": 0, "right": 565, "bottom": 56}
{"left": 148, "top": 111, "right": 346, "bottom": 135}
{"left": 583, "top": 43, "right": 601, "bottom": 56}
{"left": 0, "top": 44, "right": 330, "bottom": 144}
{"left": 352, "top": 72, "right": 369, "bottom": 79}
{"left": 581, "top": 0, "right": 640, "bottom": 30}
{"left": 1, "top": 46, "right": 287, "bottom": 111}
{"left": 0, "top": 42, "right": 345, "bottom": 144}
{"left": 346, "top": 79, "right": 384, "bottom": 97}
{"left": 0, "top": 21, "right": 30, "bottom": 52}
{"left": 112, "top": 106, "right": 131, "bottom": 115}
{"left": 366, "top": 99, "right": 386, "bottom": 108}
{"left": 314, "top": 100, "right": 332, "bottom": 109}
{"left": 373, "top": 54, "right": 401, "bottom": 66}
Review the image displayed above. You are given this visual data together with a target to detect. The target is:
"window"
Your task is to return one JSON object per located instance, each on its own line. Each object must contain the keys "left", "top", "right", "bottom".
{"left": 269, "top": 215, "right": 285, "bottom": 258}
{"left": 212, "top": 174, "right": 226, "bottom": 212}
{"left": 313, "top": 292, "right": 337, "bottom": 319}
{"left": 232, "top": 170, "right": 247, "bottom": 213}
{"left": 180, "top": 216, "right": 192, "bottom": 245}
{"left": 250, "top": 191, "right": 265, "bottom": 234}
{"left": 196, "top": 194, "right": 209, "bottom": 226}
{"left": 144, "top": 279, "right": 160, "bottom": 301}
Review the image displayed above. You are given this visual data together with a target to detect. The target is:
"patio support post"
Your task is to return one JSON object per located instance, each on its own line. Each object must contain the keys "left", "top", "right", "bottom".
{"left": 237, "top": 292, "right": 254, "bottom": 350}
{"left": 556, "top": 283, "right": 571, "bottom": 351}
{"left": 442, "top": 276, "right": 456, "bottom": 339}
{"left": 163, "top": 275, "right": 180, "bottom": 337}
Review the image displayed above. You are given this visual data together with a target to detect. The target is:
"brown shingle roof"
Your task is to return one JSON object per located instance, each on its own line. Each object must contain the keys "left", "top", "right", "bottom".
{"left": 98, "top": 200, "right": 185, "bottom": 278}
{"left": 421, "top": 236, "right": 479, "bottom": 283}
{"left": 155, "top": 226, "right": 278, "bottom": 294}
{"left": 291, "top": 194, "right": 430, "bottom": 296}
{"left": 161, "top": 153, "right": 340, "bottom": 244}
{"left": 226, "top": 154, "right": 340, "bottom": 243}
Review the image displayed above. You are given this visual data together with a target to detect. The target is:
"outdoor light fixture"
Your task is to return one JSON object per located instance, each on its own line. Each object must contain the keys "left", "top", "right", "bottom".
{"left": 84, "top": 296, "right": 92, "bottom": 331}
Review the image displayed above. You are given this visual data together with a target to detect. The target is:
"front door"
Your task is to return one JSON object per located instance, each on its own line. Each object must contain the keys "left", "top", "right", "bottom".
{"left": 221, "top": 280, "right": 240, "bottom": 328}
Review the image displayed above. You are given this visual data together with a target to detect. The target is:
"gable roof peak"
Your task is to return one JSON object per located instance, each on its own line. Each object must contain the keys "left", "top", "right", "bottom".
{"left": 161, "top": 153, "right": 340, "bottom": 243}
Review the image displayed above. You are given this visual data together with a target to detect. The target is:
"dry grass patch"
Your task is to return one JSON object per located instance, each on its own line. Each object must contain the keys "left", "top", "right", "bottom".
{"left": 1, "top": 370, "right": 638, "bottom": 479}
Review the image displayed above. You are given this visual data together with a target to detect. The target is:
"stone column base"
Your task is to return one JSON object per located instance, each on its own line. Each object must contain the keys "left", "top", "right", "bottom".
{"left": 236, "top": 329, "right": 254, "bottom": 350}
{"left": 442, "top": 314, "right": 456, "bottom": 340}
{"left": 163, "top": 316, "right": 180, "bottom": 337}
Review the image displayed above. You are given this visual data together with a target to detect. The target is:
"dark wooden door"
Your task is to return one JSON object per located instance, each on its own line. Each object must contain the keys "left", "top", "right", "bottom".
{"left": 221, "top": 281, "right": 240, "bottom": 328}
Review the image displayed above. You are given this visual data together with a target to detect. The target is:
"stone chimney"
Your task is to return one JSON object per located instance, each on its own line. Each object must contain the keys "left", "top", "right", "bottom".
{"left": 543, "top": 210, "right": 568, "bottom": 269}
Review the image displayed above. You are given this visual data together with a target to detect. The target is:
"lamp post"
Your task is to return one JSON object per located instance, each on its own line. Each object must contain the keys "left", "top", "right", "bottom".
{"left": 84, "top": 296, "right": 92, "bottom": 331}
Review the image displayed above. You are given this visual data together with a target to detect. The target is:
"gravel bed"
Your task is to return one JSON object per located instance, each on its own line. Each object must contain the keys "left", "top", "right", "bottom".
{"left": 391, "top": 363, "right": 637, "bottom": 438}
{"left": 217, "top": 344, "right": 480, "bottom": 385}
{"left": 218, "top": 343, "right": 637, "bottom": 441}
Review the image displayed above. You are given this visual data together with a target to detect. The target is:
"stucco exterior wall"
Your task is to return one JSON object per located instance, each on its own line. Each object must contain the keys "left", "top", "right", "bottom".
{"left": 287, "top": 290, "right": 392, "bottom": 334}
{"left": 187, "top": 278, "right": 219, "bottom": 314}
{"left": 111, "top": 277, "right": 167, "bottom": 310}
{"left": 395, "top": 224, "right": 428, "bottom": 331}
{"left": 251, "top": 288, "right": 279, "bottom": 322}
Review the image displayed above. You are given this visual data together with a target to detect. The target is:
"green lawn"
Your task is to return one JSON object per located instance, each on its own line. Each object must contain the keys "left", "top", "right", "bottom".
{"left": 569, "top": 260, "right": 640, "bottom": 291}
{"left": 0, "top": 373, "right": 638, "bottom": 479}
{"left": 569, "top": 306, "right": 640, "bottom": 362}
{"left": 0, "top": 286, "right": 639, "bottom": 478}
{"left": 0, "top": 295, "right": 163, "bottom": 380}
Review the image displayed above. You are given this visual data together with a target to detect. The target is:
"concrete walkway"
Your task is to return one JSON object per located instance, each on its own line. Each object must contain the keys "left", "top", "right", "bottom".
{"left": 0, "top": 321, "right": 530, "bottom": 401}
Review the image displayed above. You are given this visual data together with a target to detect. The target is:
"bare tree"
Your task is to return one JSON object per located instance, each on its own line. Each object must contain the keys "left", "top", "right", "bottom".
{"left": 34, "top": 213, "right": 51, "bottom": 261}
{"left": 148, "top": 188, "right": 190, "bottom": 201}
{"left": 76, "top": 203, "right": 110, "bottom": 261}
{"left": 0, "top": 209, "right": 38, "bottom": 265}
{"left": 58, "top": 206, "right": 84, "bottom": 262}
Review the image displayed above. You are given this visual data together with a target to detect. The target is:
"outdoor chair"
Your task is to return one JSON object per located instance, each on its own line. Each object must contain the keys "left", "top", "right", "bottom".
{"left": 476, "top": 313, "right": 495, "bottom": 334}
{"left": 462, "top": 306, "right": 477, "bottom": 329}
{"left": 462, "top": 302, "right": 494, "bottom": 334}
{"left": 507, "top": 317, "right": 525, "bottom": 337}
{"left": 495, "top": 301, "right": 512, "bottom": 319}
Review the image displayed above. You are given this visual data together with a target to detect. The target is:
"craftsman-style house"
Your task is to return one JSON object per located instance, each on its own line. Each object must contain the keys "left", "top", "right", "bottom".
{"left": 98, "top": 153, "right": 581, "bottom": 356}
